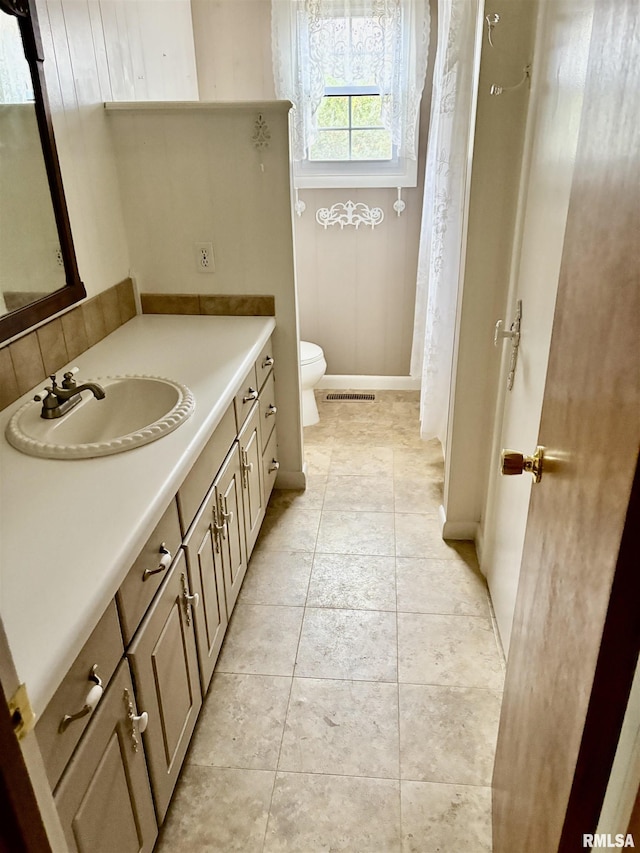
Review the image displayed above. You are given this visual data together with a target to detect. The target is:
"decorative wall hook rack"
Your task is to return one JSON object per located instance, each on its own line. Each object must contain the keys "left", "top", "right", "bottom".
{"left": 490, "top": 65, "right": 532, "bottom": 96}
{"left": 316, "top": 200, "right": 384, "bottom": 230}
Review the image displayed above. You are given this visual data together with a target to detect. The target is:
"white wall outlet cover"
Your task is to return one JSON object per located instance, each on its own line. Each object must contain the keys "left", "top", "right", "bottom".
{"left": 194, "top": 241, "right": 215, "bottom": 273}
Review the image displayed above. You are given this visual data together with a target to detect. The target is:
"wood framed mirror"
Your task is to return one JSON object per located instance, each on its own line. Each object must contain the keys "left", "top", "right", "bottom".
{"left": 0, "top": 0, "right": 85, "bottom": 344}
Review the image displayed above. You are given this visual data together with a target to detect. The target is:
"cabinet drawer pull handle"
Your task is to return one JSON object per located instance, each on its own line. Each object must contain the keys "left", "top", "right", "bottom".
{"left": 262, "top": 356, "right": 274, "bottom": 368}
{"left": 181, "top": 573, "right": 199, "bottom": 626}
{"left": 242, "top": 460, "right": 254, "bottom": 474}
{"left": 242, "top": 388, "right": 258, "bottom": 403}
{"left": 123, "top": 687, "right": 148, "bottom": 752}
{"left": 142, "top": 543, "right": 171, "bottom": 581}
{"left": 265, "top": 404, "right": 277, "bottom": 417}
{"left": 59, "top": 665, "right": 103, "bottom": 733}
{"left": 268, "top": 459, "right": 280, "bottom": 474}
{"left": 221, "top": 508, "right": 234, "bottom": 525}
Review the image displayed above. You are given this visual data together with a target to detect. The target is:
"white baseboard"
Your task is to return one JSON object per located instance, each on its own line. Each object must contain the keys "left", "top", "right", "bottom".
{"left": 438, "top": 505, "right": 479, "bottom": 541}
{"left": 274, "top": 468, "right": 307, "bottom": 490}
{"left": 317, "top": 375, "right": 420, "bottom": 391}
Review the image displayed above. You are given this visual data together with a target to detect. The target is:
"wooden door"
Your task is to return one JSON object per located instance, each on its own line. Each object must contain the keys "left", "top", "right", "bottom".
{"left": 54, "top": 661, "right": 157, "bottom": 853}
{"left": 238, "top": 404, "right": 265, "bottom": 557}
{"left": 183, "top": 484, "right": 228, "bottom": 694}
{"left": 215, "top": 444, "right": 248, "bottom": 615}
{"left": 492, "top": 2, "right": 640, "bottom": 850}
{"left": 127, "top": 550, "right": 202, "bottom": 825}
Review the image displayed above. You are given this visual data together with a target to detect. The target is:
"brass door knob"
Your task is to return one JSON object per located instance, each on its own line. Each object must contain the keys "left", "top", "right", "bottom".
{"left": 500, "top": 446, "right": 544, "bottom": 483}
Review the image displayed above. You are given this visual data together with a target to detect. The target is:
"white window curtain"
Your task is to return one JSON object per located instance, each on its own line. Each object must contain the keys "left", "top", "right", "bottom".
{"left": 271, "top": 0, "right": 430, "bottom": 162}
{"left": 410, "top": 0, "right": 480, "bottom": 445}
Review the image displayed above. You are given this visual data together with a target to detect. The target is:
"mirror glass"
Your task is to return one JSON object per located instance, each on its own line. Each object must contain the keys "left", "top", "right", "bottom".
{"left": 0, "top": 12, "right": 66, "bottom": 318}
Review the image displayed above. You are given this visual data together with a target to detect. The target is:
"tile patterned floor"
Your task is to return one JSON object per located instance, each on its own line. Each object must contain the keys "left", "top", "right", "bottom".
{"left": 156, "top": 392, "right": 504, "bottom": 852}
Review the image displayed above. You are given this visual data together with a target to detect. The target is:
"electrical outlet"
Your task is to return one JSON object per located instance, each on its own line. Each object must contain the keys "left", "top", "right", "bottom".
{"left": 194, "top": 242, "right": 215, "bottom": 273}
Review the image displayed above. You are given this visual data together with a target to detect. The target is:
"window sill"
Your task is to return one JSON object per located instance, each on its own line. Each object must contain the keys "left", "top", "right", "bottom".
{"left": 293, "top": 157, "right": 418, "bottom": 190}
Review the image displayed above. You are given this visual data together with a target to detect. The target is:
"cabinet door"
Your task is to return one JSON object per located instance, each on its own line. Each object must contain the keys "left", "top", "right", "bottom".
{"left": 238, "top": 403, "right": 265, "bottom": 559}
{"left": 215, "top": 443, "right": 247, "bottom": 616}
{"left": 55, "top": 660, "right": 157, "bottom": 853}
{"left": 183, "top": 483, "right": 229, "bottom": 694}
{"left": 127, "top": 550, "right": 202, "bottom": 824}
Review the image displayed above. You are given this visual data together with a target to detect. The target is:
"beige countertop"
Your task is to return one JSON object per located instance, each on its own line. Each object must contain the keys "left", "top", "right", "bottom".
{"left": 0, "top": 314, "right": 275, "bottom": 714}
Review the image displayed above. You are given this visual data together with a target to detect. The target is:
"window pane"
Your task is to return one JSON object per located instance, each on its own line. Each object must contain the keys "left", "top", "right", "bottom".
{"left": 317, "top": 96, "right": 349, "bottom": 129}
{"left": 309, "top": 130, "right": 350, "bottom": 161}
{"left": 351, "top": 129, "right": 393, "bottom": 161}
{"left": 351, "top": 95, "right": 383, "bottom": 128}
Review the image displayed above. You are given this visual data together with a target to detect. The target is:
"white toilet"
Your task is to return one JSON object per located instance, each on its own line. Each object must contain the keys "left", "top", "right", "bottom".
{"left": 300, "top": 340, "right": 327, "bottom": 426}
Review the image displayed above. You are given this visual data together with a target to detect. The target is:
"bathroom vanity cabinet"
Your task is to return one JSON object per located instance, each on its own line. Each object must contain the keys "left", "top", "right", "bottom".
{"left": 31, "top": 330, "right": 279, "bottom": 849}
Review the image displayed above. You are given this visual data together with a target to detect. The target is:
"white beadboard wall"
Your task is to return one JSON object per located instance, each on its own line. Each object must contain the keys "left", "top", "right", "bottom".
{"left": 191, "top": 0, "right": 436, "bottom": 377}
{"left": 32, "top": 0, "right": 199, "bottom": 303}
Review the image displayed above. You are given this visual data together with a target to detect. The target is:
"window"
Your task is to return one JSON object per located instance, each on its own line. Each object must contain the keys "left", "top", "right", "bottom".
{"left": 272, "top": 0, "right": 430, "bottom": 188}
{"left": 310, "top": 89, "right": 392, "bottom": 162}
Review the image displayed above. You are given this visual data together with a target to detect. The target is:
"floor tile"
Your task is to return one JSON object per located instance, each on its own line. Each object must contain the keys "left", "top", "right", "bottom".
{"left": 306, "top": 553, "right": 396, "bottom": 611}
{"left": 216, "top": 605, "right": 303, "bottom": 676}
{"left": 401, "top": 781, "right": 492, "bottom": 853}
{"left": 188, "top": 673, "right": 291, "bottom": 770}
{"left": 255, "top": 507, "right": 321, "bottom": 552}
{"left": 395, "top": 515, "right": 477, "bottom": 562}
{"left": 324, "top": 474, "right": 394, "bottom": 512}
{"left": 278, "top": 678, "right": 400, "bottom": 778}
{"left": 304, "top": 446, "right": 332, "bottom": 475}
{"left": 397, "top": 613, "right": 504, "bottom": 689}
{"left": 316, "top": 510, "right": 395, "bottom": 556}
{"left": 238, "top": 551, "right": 313, "bottom": 606}
{"left": 295, "top": 607, "right": 397, "bottom": 681}
{"left": 393, "top": 476, "right": 442, "bottom": 514}
{"left": 156, "top": 765, "right": 274, "bottom": 853}
{"left": 399, "top": 684, "right": 502, "bottom": 786}
{"left": 267, "top": 476, "right": 327, "bottom": 510}
{"left": 329, "top": 445, "right": 394, "bottom": 476}
{"left": 264, "top": 773, "right": 402, "bottom": 853}
{"left": 396, "top": 557, "right": 490, "bottom": 616}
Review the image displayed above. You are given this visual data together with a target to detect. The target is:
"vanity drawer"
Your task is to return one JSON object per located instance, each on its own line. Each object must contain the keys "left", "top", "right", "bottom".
{"left": 262, "top": 427, "right": 279, "bottom": 503}
{"left": 36, "top": 600, "right": 123, "bottom": 790}
{"left": 234, "top": 364, "right": 259, "bottom": 432}
{"left": 116, "top": 499, "right": 182, "bottom": 646}
{"left": 256, "top": 336, "right": 275, "bottom": 390}
{"left": 259, "top": 370, "right": 277, "bottom": 450}
{"left": 177, "top": 404, "right": 236, "bottom": 535}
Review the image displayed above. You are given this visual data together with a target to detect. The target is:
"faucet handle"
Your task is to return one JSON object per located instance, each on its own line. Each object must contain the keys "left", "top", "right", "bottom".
{"left": 62, "top": 368, "right": 79, "bottom": 390}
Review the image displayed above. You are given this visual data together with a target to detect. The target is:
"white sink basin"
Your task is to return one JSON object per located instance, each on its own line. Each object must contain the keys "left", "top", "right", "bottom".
{"left": 6, "top": 375, "right": 195, "bottom": 459}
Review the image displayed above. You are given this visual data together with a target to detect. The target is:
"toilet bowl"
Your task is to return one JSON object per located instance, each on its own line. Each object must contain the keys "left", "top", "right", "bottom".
{"left": 300, "top": 341, "right": 327, "bottom": 427}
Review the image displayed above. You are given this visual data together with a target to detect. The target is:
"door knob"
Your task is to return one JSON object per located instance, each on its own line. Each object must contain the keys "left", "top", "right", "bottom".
{"left": 501, "top": 446, "right": 544, "bottom": 483}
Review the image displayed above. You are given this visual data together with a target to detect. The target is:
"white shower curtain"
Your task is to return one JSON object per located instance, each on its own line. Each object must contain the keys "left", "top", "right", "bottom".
{"left": 410, "top": 0, "right": 481, "bottom": 446}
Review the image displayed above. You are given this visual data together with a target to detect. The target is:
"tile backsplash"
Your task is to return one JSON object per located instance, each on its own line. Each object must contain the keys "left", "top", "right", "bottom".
{"left": 140, "top": 293, "right": 275, "bottom": 317}
{"left": 0, "top": 279, "right": 136, "bottom": 412}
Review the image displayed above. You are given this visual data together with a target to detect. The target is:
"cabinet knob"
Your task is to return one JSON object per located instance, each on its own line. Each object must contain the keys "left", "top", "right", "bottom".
{"left": 268, "top": 459, "right": 280, "bottom": 474}
{"left": 262, "top": 355, "right": 274, "bottom": 368}
{"left": 242, "top": 388, "right": 258, "bottom": 403}
{"left": 265, "top": 404, "right": 277, "bottom": 417}
{"left": 123, "top": 687, "right": 147, "bottom": 752}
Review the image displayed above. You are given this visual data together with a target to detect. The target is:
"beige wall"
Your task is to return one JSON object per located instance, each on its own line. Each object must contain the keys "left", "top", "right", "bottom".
{"left": 190, "top": 0, "right": 437, "bottom": 378}
{"left": 106, "top": 103, "right": 303, "bottom": 483}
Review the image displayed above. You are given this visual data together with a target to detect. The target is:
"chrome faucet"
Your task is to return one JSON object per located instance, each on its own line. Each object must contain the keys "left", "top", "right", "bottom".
{"left": 36, "top": 372, "right": 106, "bottom": 419}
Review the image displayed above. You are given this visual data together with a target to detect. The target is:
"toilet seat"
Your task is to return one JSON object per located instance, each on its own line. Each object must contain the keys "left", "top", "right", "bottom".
{"left": 300, "top": 341, "right": 324, "bottom": 366}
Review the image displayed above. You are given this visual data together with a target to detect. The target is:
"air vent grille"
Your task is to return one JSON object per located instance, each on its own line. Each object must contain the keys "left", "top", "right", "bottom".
{"left": 325, "top": 393, "right": 376, "bottom": 402}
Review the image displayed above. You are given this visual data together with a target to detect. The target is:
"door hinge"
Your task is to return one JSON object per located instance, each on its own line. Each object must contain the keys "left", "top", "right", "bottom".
{"left": 9, "top": 683, "right": 37, "bottom": 741}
